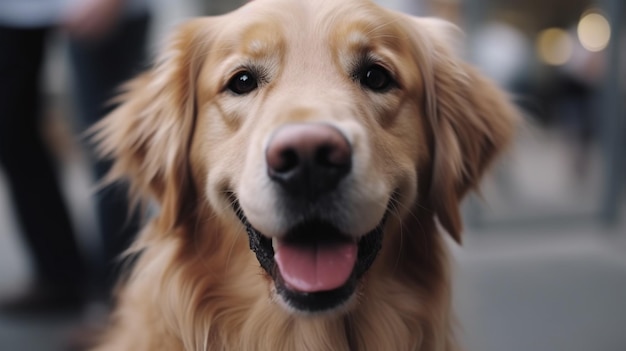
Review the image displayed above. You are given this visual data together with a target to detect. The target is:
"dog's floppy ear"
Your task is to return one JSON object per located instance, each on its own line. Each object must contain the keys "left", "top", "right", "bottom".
{"left": 92, "top": 19, "right": 213, "bottom": 231}
{"left": 412, "top": 18, "right": 518, "bottom": 243}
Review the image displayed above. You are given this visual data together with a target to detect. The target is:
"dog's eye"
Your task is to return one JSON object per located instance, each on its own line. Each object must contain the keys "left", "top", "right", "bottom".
{"left": 227, "top": 71, "right": 258, "bottom": 95}
{"left": 360, "top": 65, "right": 394, "bottom": 92}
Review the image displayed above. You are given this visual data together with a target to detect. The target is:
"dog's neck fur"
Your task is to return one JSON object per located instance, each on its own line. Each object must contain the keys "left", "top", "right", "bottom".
{"left": 99, "top": 208, "right": 457, "bottom": 351}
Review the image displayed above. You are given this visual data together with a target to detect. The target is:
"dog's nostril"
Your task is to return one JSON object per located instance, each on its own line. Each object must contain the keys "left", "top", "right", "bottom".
{"left": 315, "top": 144, "right": 350, "bottom": 168}
{"left": 266, "top": 124, "right": 352, "bottom": 197}
{"left": 276, "top": 149, "right": 300, "bottom": 173}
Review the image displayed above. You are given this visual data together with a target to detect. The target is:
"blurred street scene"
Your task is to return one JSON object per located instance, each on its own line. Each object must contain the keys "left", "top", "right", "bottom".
{"left": 0, "top": 0, "right": 624, "bottom": 350}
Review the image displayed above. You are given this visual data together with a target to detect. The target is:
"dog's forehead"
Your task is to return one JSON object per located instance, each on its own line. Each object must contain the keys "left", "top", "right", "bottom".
{"left": 197, "top": 0, "right": 422, "bottom": 99}
{"left": 224, "top": 0, "right": 409, "bottom": 59}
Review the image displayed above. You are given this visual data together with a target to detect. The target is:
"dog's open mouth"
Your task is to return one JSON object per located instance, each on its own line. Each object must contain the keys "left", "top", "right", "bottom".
{"left": 231, "top": 196, "right": 387, "bottom": 312}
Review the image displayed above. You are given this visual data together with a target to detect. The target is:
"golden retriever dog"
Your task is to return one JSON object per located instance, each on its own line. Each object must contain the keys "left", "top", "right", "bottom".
{"left": 92, "top": 0, "right": 517, "bottom": 350}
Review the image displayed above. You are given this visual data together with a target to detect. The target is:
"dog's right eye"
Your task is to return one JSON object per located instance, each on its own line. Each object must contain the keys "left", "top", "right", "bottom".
{"left": 357, "top": 64, "right": 396, "bottom": 93}
{"left": 227, "top": 71, "right": 258, "bottom": 95}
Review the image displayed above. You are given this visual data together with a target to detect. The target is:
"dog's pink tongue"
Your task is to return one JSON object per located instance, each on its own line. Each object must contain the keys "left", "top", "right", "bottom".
{"left": 274, "top": 240, "right": 357, "bottom": 292}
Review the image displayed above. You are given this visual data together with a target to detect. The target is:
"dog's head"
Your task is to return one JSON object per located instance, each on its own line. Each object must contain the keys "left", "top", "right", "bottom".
{"left": 95, "top": 0, "right": 516, "bottom": 314}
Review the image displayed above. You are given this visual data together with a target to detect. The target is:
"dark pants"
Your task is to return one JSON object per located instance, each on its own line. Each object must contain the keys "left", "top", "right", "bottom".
{"left": 0, "top": 13, "right": 150, "bottom": 296}
{"left": 0, "top": 26, "right": 83, "bottom": 288}
{"left": 68, "top": 14, "right": 150, "bottom": 294}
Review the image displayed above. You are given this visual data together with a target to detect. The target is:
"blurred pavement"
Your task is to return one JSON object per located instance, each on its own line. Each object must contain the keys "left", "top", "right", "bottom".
{"left": 455, "top": 224, "right": 626, "bottom": 351}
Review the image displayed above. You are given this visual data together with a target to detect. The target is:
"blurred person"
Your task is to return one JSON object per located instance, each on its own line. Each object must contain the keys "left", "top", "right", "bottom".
{"left": 0, "top": 0, "right": 150, "bottom": 313}
{"left": 555, "top": 27, "right": 605, "bottom": 178}
{"left": 66, "top": 0, "right": 149, "bottom": 300}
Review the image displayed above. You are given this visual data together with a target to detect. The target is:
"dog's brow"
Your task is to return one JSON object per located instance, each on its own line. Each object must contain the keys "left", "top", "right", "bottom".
{"left": 240, "top": 22, "right": 285, "bottom": 60}
{"left": 247, "top": 39, "right": 268, "bottom": 56}
{"left": 243, "top": 37, "right": 280, "bottom": 59}
{"left": 346, "top": 29, "right": 370, "bottom": 48}
{"left": 334, "top": 25, "right": 386, "bottom": 75}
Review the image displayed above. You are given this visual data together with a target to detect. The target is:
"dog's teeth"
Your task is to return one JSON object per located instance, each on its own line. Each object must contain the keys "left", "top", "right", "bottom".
{"left": 272, "top": 237, "right": 279, "bottom": 251}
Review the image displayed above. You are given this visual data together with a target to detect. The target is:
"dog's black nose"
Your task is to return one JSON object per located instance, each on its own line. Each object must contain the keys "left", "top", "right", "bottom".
{"left": 266, "top": 123, "right": 351, "bottom": 198}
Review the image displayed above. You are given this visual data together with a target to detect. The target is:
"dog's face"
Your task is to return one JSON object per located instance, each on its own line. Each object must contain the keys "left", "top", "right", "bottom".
{"left": 96, "top": 0, "right": 515, "bottom": 315}
{"left": 193, "top": 0, "right": 428, "bottom": 312}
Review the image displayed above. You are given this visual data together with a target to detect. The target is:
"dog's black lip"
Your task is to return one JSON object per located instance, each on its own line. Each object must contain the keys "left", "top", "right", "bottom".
{"left": 228, "top": 192, "right": 388, "bottom": 312}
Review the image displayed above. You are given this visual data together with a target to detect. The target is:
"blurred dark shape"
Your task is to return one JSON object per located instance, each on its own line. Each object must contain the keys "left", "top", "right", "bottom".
{"left": 69, "top": 10, "right": 149, "bottom": 301}
{"left": 0, "top": 25, "right": 86, "bottom": 314}
{"left": 0, "top": 0, "right": 150, "bottom": 316}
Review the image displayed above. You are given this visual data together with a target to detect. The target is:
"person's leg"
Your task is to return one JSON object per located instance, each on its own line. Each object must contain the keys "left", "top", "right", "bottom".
{"left": 0, "top": 25, "right": 84, "bottom": 309}
{"left": 68, "top": 13, "right": 150, "bottom": 296}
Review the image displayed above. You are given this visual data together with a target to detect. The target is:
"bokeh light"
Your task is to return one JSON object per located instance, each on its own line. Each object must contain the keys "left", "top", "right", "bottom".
{"left": 536, "top": 28, "right": 573, "bottom": 65}
{"left": 577, "top": 11, "right": 611, "bottom": 52}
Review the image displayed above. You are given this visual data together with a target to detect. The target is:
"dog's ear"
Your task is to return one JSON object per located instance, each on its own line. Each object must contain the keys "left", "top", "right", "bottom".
{"left": 411, "top": 18, "right": 518, "bottom": 243}
{"left": 92, "top": 19, "right": 213, "bottom": 231}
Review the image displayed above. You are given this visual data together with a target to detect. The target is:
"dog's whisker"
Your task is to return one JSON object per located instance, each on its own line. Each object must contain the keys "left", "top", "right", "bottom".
{"left": 224, "top": 221, "right": 245, "bottom": 271}
{"left": 388, "top": 199, "right": 404, "bottom": 273}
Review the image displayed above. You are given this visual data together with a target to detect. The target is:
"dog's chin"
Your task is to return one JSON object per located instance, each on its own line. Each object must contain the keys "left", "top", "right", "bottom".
{"left": 231, "top": 197, "right": 387, "bottom": 314}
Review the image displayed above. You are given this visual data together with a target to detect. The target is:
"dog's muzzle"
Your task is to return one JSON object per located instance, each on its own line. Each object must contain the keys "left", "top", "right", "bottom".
{"left": 231, "top": 123, "right": 389, "bottom": 312}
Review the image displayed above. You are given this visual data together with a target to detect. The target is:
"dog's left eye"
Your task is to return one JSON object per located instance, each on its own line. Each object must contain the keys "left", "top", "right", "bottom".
{"left": 227, "top": 71, "right": 258, "bottom": 95}
{"left": 360, "top": 65, "right": 394, "bottom": 92}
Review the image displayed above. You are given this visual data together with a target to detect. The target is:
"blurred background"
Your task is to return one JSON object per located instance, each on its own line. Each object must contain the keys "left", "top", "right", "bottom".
{"left": 0, "top": 0, "right": 623, "bottom": 350}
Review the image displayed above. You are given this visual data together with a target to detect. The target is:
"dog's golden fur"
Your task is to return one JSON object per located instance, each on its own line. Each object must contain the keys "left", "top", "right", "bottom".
{"left": 92, "top": 0, "right": 517, "bottom": 350}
